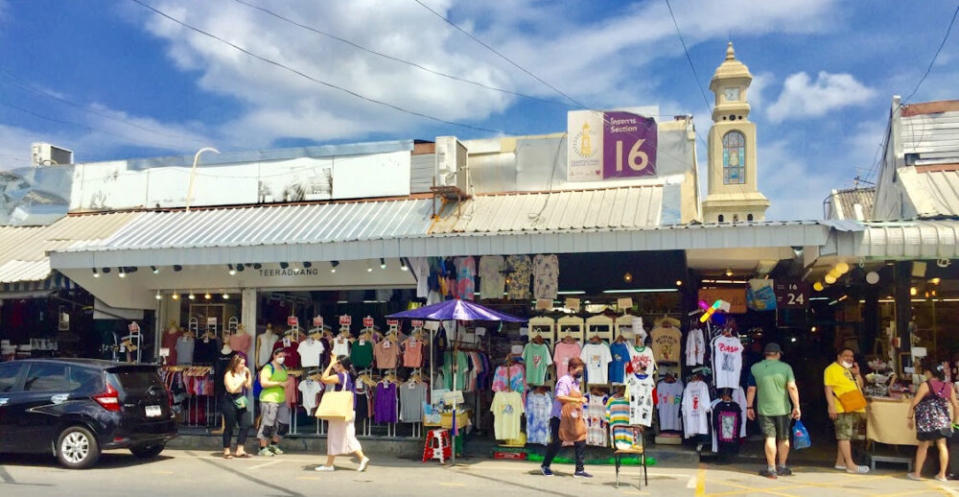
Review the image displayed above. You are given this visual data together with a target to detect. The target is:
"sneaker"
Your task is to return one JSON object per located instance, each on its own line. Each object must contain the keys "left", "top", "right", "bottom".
{"left": 834, "top": 465, "right": 847, "bottom": 471}
{"left": 776, "top": 466, "right": 793, "bottom": 476}
{"left": 314, "top": 465, "right": 335, "bottom": 472}
{"left": 540, "top": 466, "right": 554, "bottom": 477}
{"left": 935, "top": 476, "right": 949, "bottom": 483}
{"left": 846, "top": 465, "right": 870, "bottom": 474}
{"left": 357, "top": 457, "right": 370, "bottom": 472}
{"left": 268, "top": 445, "right": 284, "bottom": 455}
{"left": 258, "top": 447, "right": 274, "bottom": 457}
{"left": 573, "top": 470, "right": 593, "bottom": 479}
{"left": 759, "top": 469, "right": 778, "bottom": 479}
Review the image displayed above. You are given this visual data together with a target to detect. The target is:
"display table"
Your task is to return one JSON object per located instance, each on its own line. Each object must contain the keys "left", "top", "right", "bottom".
{"left": 866, "top": 397, "right": 917, "bottom": 446}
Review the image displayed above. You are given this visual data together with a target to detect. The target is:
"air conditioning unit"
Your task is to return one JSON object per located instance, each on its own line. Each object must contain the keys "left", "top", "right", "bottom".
{"left": 434, "top": 136, "right": 470, "bottom": 194}
{"left": 31, "top": 143, "right": 73, "bottom": 166}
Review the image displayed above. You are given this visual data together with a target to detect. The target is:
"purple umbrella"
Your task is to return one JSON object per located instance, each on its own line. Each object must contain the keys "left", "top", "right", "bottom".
{"left": 387, "top": 298, "right": 526, "bottom": 323}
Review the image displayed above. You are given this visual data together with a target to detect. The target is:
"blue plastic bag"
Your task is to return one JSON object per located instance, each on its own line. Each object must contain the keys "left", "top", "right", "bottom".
{"left": 792, "top": 419, "right": 812, "bottom": 450}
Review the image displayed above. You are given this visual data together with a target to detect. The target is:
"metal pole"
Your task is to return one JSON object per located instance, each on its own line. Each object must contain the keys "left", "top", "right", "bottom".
{"left": 186, "top": 147, "right": 219, "bottom": 212}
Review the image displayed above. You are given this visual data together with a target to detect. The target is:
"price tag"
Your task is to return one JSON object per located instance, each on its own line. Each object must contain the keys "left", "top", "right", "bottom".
{"left": 387, "top": 319, "right": 399, "bottom": 327}
{"left": 565, "top": 297, "right": 581, "bottom": 310}
{"left": 159, "top": 348, "right": 170, "bottom": 358}
{"left": 339, "top": 315, "right": 352, "bottom": 326}
{"left": 207, "top": 317, "right": 217, "bottom": 326}
{"left": 287, "top": 316, "right": 299, "bottom": 327}
{"left": 617, "top": 297, "right": 633, "bottom": 310}
{"left": 312, "top": 316, "right": 323, "bottom": 328}
{"left": 362, "top": 316, "right": 375, "bottom": 328}
{"left": 535, "top": 298, "right": 552, "bottom": 310}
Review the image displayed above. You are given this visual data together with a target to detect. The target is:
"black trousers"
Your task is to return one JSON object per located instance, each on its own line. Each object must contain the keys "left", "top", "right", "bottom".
{"left": 222, "top": 396, "right": 251, "bottom": 449}
{"left": 542, "top": 417, "right": 585, "bottom": 471}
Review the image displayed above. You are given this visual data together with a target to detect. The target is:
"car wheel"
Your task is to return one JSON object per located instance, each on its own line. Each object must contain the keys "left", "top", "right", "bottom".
{"left": 57, "top": 426, "right": 100, "bottom": 469}
{"left": 130, "top": 443, "right": 165, "bottom": 459}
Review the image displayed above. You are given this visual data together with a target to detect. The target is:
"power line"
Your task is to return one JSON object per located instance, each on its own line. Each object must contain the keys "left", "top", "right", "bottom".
{"left": 664, "top": 0, "right": 712, "bottom": 115}
{"left": 0, "top": 69, "right": 208, "bottom": 146}
{"left": 410, "top": 0, "right": 586, "bottom": 110}
{"left": 129, "top": 0, "right": 509, "bottom": 135}
{"left": 902, "top": 4, "right": 959, "bottom": 104}
{"left": 229, "top": 0, "right": 560, "bottom": 106}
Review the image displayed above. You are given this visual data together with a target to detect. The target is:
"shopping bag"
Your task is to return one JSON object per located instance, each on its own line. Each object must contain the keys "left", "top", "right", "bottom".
{"left": 792, "top": 419, "right": 812, "bottom": 450}
{"left": 314, "top": 391, "right": 354, "bottom": 420}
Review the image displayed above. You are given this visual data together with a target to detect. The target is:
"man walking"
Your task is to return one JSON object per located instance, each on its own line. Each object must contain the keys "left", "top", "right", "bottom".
{"left": 746, "top": 343, "right": 800, "bottom": 479}
{"left": 824, "top": 348, "right": 869, "bottom": 473}
{"left": 540, "top": 357, "right": 591, "bottom": 478}
{"left": 257, "top": 349, "right": 290, "bottom": 457}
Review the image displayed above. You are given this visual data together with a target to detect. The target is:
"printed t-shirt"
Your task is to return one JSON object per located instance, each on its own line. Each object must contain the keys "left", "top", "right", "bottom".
{"left": 580, "top": 342, "right": 612, "bottom": 384}
{"left": 552, "top": 341, "right": 582, "bottom": 379}
{"left": 750, "top": 359, "right": 795, "bottom": 416}
{"left": 650, "top": 326, "right": 682, "bottom": 363}
{"left": 609, "top": 342, "right": 631, "bottom": 384}
{"left": 478, "top": 255, "right": 507, "bottom": 299}
{"left": 491, "top": 391, "right": 525, "bottom": 440}
{"left": 824, "top": 362, "right": 863, "bottom": 413}
{"left": 522, "top": 342, "right": 552, "bottom": 386}
{"left": 712, "top": 335, "right": 744, "bottom": 388}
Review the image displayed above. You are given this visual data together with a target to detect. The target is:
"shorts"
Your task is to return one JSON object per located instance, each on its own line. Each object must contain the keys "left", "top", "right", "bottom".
{"left": 834, "top": 412, "right": 864, "bottom": 441}
{"left": 257, "top": 401, "right": 291, "bottom": 440}
{"left": 758, "top": 414, "right": 791, "bottom": 442}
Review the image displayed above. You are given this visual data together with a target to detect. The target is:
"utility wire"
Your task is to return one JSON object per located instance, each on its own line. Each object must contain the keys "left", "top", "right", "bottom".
{"left": 0, "top": 69, "right": 207, "bottom": 146}
{"left": 902, "top": 4, "right": 959, "bottom": 104}
{"left": 411, "top": 0, "right": 586, "bottom": 110}
{"left": 129, "top": 0, "right": 508, "bottom": 135}
{"left": 230, "top": 0, "right": 559, "bottom": 106}
{"left": 664, "top": 0, "right": 712, "bottom": 115}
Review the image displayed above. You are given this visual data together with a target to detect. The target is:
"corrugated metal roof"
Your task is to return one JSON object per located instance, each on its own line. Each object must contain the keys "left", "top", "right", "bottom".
{"left": 844, "top": 221, "right": 959, "bottom": 259}
{"left": 69, "top": 198, "right": 434, "bottom": 252}
{"left": 827, "top": 187, "right": 875, "bottom": 221}
{"left": 897, "top": 168, "right": 959, "bottom": 218}
{"left": 429, "top": 187, "right": 662, "bottom": 235}
{"left": 901, "top": 104, "right": 959, "bottom": 166}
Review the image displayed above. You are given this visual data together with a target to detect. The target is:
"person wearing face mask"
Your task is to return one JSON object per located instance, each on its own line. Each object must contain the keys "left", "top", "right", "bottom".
{"left": 540, "top": 357, "right": 591, "bottom": 479}
{"left": 824, "top": 347, "right": 869, "bottom": 474}
{"left": 257, "top": 349, "right": 290, "bottom": 457}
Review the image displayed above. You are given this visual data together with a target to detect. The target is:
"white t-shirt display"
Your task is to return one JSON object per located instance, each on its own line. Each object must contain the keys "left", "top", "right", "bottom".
{"left": 626, "top": 345, "right": 657, "bottom": 381}
{"left": 257, "top": 332, "right": 279, "bottom": 367}
{"left": 626, "top": 375, "right": 655, "bottom": 427}
{"left": 297, "top": 338, "right": 326, "bottom": 368}
{"left": 656, "top": 379, "right": 684, "bottom": 432}
{"left": 332, "top": 336, "right": 351, "bottom": 357}
{"left": 712, "top": 335, "right": 744, "bottom": 389}
{"left": 298, "top": 379, "right": 324, "bottom": 415}
{"left": 580, "top": 342, "right": 613, "bottom": 385}
{"left": 682, "top": 380, "right": 711, "bottom": 438}
{"left": 685, "top": 328, "right": 706, "bottom": 366}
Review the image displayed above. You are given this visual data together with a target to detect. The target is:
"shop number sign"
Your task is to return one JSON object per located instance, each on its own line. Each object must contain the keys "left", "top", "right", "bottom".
{"left": 339, "top": 315, "right": 352, "bottom": 326}
{"left": 411, "top": 320, "right": 424, "bottom": 328}
{"left": 312, "top": 316, "right": 323, "bottom": 328}
{"left": 287, "top": 315, "right": 299, "bottom": 327}
{"left": 362, "top": 316, "right": 375, "bottom": 328}
{"left": 774, "top": 281, "right": 809, "bottom": 308}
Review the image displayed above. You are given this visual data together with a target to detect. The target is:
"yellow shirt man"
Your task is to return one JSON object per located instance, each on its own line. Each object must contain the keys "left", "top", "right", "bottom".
{"left": 824, "top": 362, "right": 864, "bottom": 414}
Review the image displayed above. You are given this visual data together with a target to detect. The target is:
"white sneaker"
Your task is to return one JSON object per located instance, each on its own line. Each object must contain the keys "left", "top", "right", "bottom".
{"left": 357, "top": 457, "right": 370, "bottom": 472}
{"left": 315, "top": 465, "right": 335, "bottom": 472}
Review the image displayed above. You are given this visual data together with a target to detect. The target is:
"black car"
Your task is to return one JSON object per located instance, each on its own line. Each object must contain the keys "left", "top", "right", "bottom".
{"left": 0, "top": 358, "right": 177, "bottom": 469}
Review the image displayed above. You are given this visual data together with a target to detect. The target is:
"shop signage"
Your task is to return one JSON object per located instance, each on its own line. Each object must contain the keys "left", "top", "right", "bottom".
{"left": 617, "top": 297, "right": 634, "bottom": 310}
{"left": 565, "top": 297, "right": 581, "bottom": 311}
{"left": 312, "top": 316, "right": 323, "bottom": 328}
{"left": 339, "top": 315, "right": 352, "bottom": 326}
{"left": 287, "top": 316, "right": 299, "bottom": 327}
{"left": 698, "top": 288, "right": 747, "bottom": 314}
{"left": 774, "top": 281, "right": 809, "bottom": 309}
{"left": 362, "top": 316, "right": 375, "bottom": 328}
{"left": 207, "top": 317, "right": 217, "bottom": 326}
{"left": 535, "top": 298, "right": 552, "bottom": 310}
{"left": 567, "top": 109, "right": 657, "bottom": 182}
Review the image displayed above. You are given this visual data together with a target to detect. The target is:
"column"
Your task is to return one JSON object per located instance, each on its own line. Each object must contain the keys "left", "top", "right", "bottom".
{"left": 894, "top": 262, "right": 912, "bottom": 357}
{"left": 241, "top": 288, "right": 258, "bottom": 418}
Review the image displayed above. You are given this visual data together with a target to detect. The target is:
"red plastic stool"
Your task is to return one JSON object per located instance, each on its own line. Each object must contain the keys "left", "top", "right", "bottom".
{"left": 422, "top": 429, "right": 452, "bottom": 464}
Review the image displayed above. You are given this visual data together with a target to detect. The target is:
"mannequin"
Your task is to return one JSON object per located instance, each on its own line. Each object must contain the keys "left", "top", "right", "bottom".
{"left": 256, "top": 324, "right": 278, "bottom": 368}
{"left": 161, "top": 323, "right": 180, "bottom": 365}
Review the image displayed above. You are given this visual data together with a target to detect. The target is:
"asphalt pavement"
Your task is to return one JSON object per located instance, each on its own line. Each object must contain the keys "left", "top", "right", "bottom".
{"left": 1, "top": 449, "right": 957, "bottom": 497}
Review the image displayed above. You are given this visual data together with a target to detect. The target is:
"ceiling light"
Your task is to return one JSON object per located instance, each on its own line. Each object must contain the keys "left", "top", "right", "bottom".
{"left": 173, "top": 265, "right": 183, "bottom": 272}
{"left": 151, "top": 265, "right": 159, "bottom": 274}
{"left": 824, "top": 274, "right": 837, "bottom": 284}
{"left": 910, "top": 287, "right": 918, "bottom": 296}
{"left": 172, "top": 291, "right": 180, "bottom": 300}
{"left": 400, "top": 259, "right": 408, "bottom": 271}
{"left": 380, "top": 258, "right": 387, "bottom": 270}
{"left": 813, "top": 282, "right": 824, "bottom": 292}
{"left": 253, "top": 263, "right": 262, "bottom": 270}
{"left": 725, "top": 268, "right": 733, "bottom": 277}
{"left": 866, "top": 271, "right": 880, "bottom": 284}
{"left": 930, "top": 277, "right": 941, "bottom": 285}
{"left": 236, "top": 264, "right": 245, "bottom": 272}
{"left": 836, "top": 262, "right": 850, "bottom": 274}
{"left": 102, "top": 267, "right": 111, "bottom": 274}
{"left": 811, "top": 326, "right": 817, "bottom": 332}
{"left": 602, "top": 288, "right": 679, "bottom": 294}
{"left": 222, "top": 293, "right": 229, "bottom": 300}
{"left": 188, "top": 292, "right": 195, "bottom": 300}
{"left": 367, "top": 261, "right": 373, "bottom": 272}
{"left": 118, "top": 268, "right": 126, "bottom": 279}
{"left": 280, "top": 262, "right": 289, "bottom": 269}
{"left": 330, "top": 260, "right": 339, "bottom": 273}
{"left": 676, "top": 280, "right": 683, "bottom": 286}
{"left": 228, "top": 264, "right": 236, "bottom": 276}
{"left": 204, "top": 292, "right": 212, "bottom": 300}
{"left": 155, "top": 291, "right": 162, "bottom": 300}
{"left": 623, "top": 272, "right": 633, "bottom": 283}
{"left": 92, "top": 268, "right": 100, "bottom": 278}
{"left": 303, "top": 261, "right": 312, "bottom": 268}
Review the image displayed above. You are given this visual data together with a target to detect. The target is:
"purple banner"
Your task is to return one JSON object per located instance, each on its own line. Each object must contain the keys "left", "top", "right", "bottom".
{"left": 602, "top": 112, "right": 657, "bottom": 178}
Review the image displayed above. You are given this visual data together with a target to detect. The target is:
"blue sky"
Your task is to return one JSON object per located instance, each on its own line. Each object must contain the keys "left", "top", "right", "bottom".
{"left": 0, "top": 0, "right": 956, "bottom": 219}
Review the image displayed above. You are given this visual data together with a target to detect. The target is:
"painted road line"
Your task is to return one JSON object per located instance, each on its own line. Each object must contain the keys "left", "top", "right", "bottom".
{"left": 695, "top": 464, "right": 707, "bottom": 496}
{"left": 248, "top": 460, "right": 283, "bottom": 471}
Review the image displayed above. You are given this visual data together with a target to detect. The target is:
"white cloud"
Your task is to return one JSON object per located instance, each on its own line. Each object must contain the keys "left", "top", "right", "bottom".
{"left": 767, "top": 71, "right": 877, "bottom": 123}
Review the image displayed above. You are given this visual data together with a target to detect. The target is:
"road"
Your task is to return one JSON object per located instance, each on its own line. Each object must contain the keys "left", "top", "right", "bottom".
{"left": 0, "top": 449, "right": 957, "bottom": 497}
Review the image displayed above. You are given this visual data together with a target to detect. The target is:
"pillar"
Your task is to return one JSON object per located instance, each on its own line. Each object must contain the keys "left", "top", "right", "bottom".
{"left": 894, "top": 262, "right": 912, "bottom": 357}
{"left": 863, "top": 284, "right": 879, "bottom": 356}
{"left": 241, "top": 288, "right": 258, "bottom": 420}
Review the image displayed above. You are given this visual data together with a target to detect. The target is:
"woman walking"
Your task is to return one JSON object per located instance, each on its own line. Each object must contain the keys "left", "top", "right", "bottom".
{"left": 907, "top": 358, "right": 959, "bottom": 481}
{"left": 222, "top": 355, "right": 253, "bottom": 458}
{"left": 315, "top": 356, "right": 370, "bottom": 472}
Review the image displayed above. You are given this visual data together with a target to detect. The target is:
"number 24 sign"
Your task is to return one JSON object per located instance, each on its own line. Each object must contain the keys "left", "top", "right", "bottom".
{"left": 774, "top": 281, "right": 809, "bottom": 308}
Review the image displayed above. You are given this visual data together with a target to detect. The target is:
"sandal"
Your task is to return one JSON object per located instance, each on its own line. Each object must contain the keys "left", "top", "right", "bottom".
{"left": 235, "top": 453, "right": 251, "bottom": 459}
{"left": 223, "top": 454, "right": 234, "bottom": 460}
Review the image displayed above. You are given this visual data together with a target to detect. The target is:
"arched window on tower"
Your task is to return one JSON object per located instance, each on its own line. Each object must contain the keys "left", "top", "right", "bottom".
{"left": 722, "top": 131, "right": 746, "bottom": 185}
{"left": 718, "top": 214, "right": 725, "bottom": 223}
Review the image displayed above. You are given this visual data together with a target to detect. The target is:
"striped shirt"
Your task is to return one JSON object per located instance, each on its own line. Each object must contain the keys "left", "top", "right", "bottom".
{"left": 605, "top": 395, "right": 634, "bottom": 449}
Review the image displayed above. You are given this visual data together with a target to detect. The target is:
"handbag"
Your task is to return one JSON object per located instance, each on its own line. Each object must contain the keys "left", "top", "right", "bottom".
{"left": 315, "top": 391, "right": 354, "bottom": 420}
{"left": 837, "top": 389, "right": 867, "bottom": 412}
{"left": 915, "top": 381, "right": 953, "bottom": 438}
{"left": 232, "top": 394, "right": 248, "bottom": 410}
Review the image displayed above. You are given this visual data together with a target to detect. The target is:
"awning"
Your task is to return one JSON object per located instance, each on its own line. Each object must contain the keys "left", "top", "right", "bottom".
{"left": 828, "top": 220, "right": 959, "bottom": 259}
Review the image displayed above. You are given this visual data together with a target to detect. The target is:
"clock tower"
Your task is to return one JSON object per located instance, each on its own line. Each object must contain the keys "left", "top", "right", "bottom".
{"left": 702, "top": 42, "right": 770, "bottom": 223}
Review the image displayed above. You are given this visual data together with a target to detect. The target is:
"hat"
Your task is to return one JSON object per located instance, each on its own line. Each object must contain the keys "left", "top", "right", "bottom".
{"left": 763, "top": 343, "right": 783, "bottom": 355}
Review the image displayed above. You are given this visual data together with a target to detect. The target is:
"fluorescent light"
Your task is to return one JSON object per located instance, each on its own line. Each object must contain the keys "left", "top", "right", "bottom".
{"left": 809, "top": 297, "right": 829, "bottom": 301}
{"left": 557, "top": 290, "right": 586, "bottom": 295}
{"left": 602, "top": 288, "right": 678, "bottom": 294}
{"left": 700, "top": 279, "right": 748, "bottom": 284}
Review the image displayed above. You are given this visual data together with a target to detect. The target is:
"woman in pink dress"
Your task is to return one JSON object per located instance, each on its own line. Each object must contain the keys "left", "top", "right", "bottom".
{"left": 315, "top": 356, "right": 370, "bottom": 472}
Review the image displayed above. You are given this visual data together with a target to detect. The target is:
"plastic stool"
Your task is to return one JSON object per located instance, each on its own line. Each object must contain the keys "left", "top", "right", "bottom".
{"left": 422, "top": 429, "right": 452, "bottom": 464}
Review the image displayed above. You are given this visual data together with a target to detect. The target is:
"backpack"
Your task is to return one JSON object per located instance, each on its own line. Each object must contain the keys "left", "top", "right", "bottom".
{"left": 253, "top": 364, "right": 273, "bottom": 399}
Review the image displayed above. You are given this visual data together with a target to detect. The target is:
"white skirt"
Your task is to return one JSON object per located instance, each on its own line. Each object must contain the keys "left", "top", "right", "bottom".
{"left": 326, "top": 418, "right": 362, "bottom": 456}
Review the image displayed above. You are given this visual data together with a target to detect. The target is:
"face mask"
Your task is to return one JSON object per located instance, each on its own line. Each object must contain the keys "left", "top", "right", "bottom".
{"left": 573, "top": 371, "right": 583, "bottom": 379}
{"left": 275, "top": 357, "right": 285, "bottom": 365}
{"left": 841, "top": 361, "right": 853, "bottom": 369}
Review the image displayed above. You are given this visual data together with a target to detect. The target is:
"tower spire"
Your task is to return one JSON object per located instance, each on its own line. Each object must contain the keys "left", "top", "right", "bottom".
{"left": 725, "top": 41, "right": 735, "bottom": 61}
